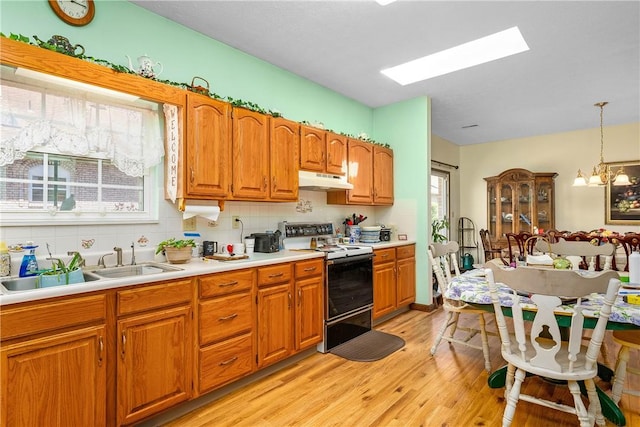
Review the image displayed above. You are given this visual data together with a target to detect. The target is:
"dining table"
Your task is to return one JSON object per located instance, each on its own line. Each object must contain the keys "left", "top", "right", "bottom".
{"left": 446, "top": 268, "right": 640, "bottom": 426}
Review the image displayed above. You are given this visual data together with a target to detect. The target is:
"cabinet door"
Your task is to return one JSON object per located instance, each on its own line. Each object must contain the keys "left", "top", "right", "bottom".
{"left": 186, "top": 93, "right": 230, "bottom": 198}
{"left": 300, "top": 125, "right": 325, "bottom": 172}
{"left": 270, "top": 117, "right": 299, "bottom": 200}
{"left": 326, "top": 132, "right": 347, "bottom": 175}
{"left": 294, "top": 275, "right": 324, "bottom": 350}
{"left": 515, "top": 181, "right": 534, "bottom": 233}
{"left": 347, "top": 139, "right": 374, "bottom": 204}
{"left": 117, "top": 306, "right": 192, "bottom": 426}
{"left": 534, "top": 180, "right": 553, "bottom": 231}
{"left": 257, "top": 283, "right": 292, "bottom": 368}
{"left": 396, "top": 256, "right": 416, "bottom": 307}
{"left": 1, "top": 326, "right": 106, "bottom": 427}
{"left": 373, "top": 146, "right": 394, "bottom": 205}
{"left": 232, "top": 108, "right": 269, "bottom": 199}
{"left": 373, "top": 261, "right": 396, "bottom": 319}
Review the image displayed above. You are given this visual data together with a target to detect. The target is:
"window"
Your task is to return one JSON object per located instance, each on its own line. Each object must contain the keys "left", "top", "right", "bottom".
{"left": 431, "top": 169, "right": 450, "bottom": 239}
{"left": 0, "top": 65, "right": 165, "bottom": 225}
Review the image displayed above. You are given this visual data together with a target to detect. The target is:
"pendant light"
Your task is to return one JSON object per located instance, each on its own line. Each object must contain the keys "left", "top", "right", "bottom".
{"left": 573, "top": 102, "right": 631, "bottom": 187}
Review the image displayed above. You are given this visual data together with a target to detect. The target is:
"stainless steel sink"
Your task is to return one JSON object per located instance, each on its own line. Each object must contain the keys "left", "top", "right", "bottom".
{"left": 1, "top": 272, "right": 101, "bottom": 293}
{"left": 90, "top": 262, "right": 182, "bottom": 279}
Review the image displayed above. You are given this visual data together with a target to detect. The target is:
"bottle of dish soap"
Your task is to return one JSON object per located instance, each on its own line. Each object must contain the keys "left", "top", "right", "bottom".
{"left": 19, "top": 244, "right": 39, "bottom": 277}
{"left": 0, "top": 241, "right": 10, "bottom": 277}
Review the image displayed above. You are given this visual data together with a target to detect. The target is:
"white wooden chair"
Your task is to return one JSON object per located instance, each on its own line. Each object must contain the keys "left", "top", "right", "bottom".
{"left": 485, "top": 264, "right": 621, "bottom": 427}
{"left": 429, "top": 241, "right": 493, "bottom": 372}
{"left": 534, "top": 240, "right": 616, "bottom": 271}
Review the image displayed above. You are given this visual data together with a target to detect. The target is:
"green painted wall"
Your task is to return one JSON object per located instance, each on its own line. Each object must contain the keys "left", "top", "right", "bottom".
{"left": 0, "top": 0, "right": 372, "bottom": 135}
{"left": 374, "top": 97, "right": 431, "bottom": 304}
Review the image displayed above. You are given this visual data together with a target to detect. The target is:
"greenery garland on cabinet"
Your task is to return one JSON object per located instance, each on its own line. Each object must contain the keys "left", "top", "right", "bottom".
{"left": 1, "top": 32, "right": 390, "bottom": 149}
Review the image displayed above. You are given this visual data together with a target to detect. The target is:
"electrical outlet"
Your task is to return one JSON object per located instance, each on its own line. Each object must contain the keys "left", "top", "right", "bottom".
{"left": 232, "top": 216, "right": 240, "bottom": 229}
{"left": 183, "top": 217, "right": 197, "bottom": 231}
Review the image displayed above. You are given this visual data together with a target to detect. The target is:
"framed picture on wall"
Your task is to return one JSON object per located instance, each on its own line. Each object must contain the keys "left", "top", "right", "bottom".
{"left": 605, "top": 160, "right": 640, "bottom": 225}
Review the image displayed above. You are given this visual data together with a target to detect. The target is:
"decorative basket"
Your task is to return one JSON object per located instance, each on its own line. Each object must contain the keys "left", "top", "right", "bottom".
{"left": 163, "top": 246, "right": 193, "bottom": 264}
{"left": 187, "top": 77, "right": 210, "bottom": 95}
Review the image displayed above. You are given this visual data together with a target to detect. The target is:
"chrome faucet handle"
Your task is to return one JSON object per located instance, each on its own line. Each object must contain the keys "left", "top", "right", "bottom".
{"left": 97, "top": 253, "right": 114, "bottom": 268}
{"left": 130, "top": 242, "right": 136, "bottom": 266}
{"left": 113, "top": 247, "right": 123, "bottom": 267}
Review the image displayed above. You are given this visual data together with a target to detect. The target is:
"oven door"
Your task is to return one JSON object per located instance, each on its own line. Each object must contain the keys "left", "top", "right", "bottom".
{"left": 325, "top": 253, "right": 373, "bottom": 320}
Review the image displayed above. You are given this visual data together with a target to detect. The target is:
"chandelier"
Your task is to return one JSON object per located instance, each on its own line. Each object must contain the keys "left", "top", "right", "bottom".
{"left": 573, "top": 102, "right": 631, "bottom": 187}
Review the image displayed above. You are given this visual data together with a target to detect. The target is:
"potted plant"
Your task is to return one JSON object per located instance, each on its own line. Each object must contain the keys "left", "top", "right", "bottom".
{"left": 38, "top": 252, "right": 84, "bottom": 287}
{"left": 156, "top": 238, "right": 196, "bottom": 264}
{"left": 431, "top": 217, "right": 449, "bottom": 243}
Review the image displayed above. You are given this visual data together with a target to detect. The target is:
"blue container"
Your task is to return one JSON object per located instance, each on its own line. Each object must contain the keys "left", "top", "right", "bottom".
{"left": 19, "top": 246, "right": 39, "bottom": 277}
{"left": 38, "top": 268, "right": 85, "bottom": 288}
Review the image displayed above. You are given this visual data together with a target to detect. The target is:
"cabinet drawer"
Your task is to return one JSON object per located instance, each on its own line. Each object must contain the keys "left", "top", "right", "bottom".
{"left": 294, "top": 259, "right": 324, "bottom": 279}
{"left": 396, "top": 244, "right": 415, "bottom": 260}
{"left": 200, "top": 269, "right": 255, "bottom": 298}
{"left": 374, "top": 248, "right": 396, "bottom": 264}
{"left": 1, "top": 294, "right": 106, "bottom": 341}
{"left": 199, "top": 292, "right": 253, "bottom": 345}
{"left": 199, "top": 332, "right": 254, "bottom": 393}
{"left": 118, "top": 279, "right": 193, "bottom": 316}
{"left": 258, "top": 263, "right": 292, "bottom": 286}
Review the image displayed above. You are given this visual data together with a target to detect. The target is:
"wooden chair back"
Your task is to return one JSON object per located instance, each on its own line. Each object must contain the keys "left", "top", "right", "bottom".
{"left": 428, "top": 241, "right": 461, "bottom": 294}
{"left": 537, "top": 239, "right": 615, "bottom": 271}
{"left": 505, "top": 231, "right": 533, "bottom": 264}
{"left": 479, "top": 229, "right": 505, "bottom": 263}
{"left": 485, "top": 264, "right": 620, "bottom": 374}
{"left": 543, "top": 229, "right": 569, "bottom": 243}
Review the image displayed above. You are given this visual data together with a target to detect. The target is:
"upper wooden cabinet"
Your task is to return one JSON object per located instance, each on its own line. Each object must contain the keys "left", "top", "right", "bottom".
{"left": 231, "top": 108, "right": 270, "bottom": 200}
{"left": 485, "top": 168, "right": 557, "bottom": 246}
{"left": 270, "top": 117, "right": 300, "bottom": 201}
{"left": 327, "top": 139, "right": 393, "bottom": 205}
{"left": 300, "top": 126, "right": 347, "bottom": 176}
{"left": 185, "top": 93, "right": 231, "bottom": 199}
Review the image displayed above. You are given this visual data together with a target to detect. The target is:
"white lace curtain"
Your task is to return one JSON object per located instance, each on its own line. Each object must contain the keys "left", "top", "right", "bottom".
{"left": 0, "top": 87, "right": 164, "bottom": 177}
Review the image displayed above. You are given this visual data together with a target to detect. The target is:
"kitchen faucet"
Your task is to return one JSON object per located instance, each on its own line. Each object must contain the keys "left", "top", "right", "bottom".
{"left": 97, "top": 252, "right": 114, "bottom": 268}
{"left": 114, "top": 247, "right": 123, "bottom": 267}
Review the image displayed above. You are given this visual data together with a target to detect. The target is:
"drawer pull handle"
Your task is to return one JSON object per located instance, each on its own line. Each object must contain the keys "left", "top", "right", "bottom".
{"left": 219, "top": 313, "right": 238, "bottom": 321}
{"left": 381, "top": 254, "right": 389, "bottom": 258}
{"left": 303, "top": 267, "right": 317, "bottom": 272}
{"left": 268, "top": 272, "right": 284, "bottom": 278}
{"left": 219, "top": 281, "right": 239, "bottom": 287}
{"left": 121, "top": 333, "right": 126, "bottom": 360}
{"left": 219, "top": 356, "right": 238, "bottom": 366}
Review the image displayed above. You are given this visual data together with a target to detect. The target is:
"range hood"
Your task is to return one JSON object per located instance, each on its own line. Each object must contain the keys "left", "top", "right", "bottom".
{"left": 298, "top": 170, "right": 353, "bottom": 191}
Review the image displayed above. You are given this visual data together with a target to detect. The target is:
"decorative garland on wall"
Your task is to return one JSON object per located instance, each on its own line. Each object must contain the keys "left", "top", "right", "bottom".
{"left": 1, "top": 32, "right": 390, "bottom": 149}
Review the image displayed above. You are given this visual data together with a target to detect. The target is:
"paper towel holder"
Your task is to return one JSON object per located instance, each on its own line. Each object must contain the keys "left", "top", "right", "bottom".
{"left": 177, "top": 198, "right": 225, "bottom": 212}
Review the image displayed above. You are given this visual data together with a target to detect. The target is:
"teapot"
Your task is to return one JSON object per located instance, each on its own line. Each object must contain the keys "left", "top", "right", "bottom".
{"left": 126, "top": 54, "right": 163, "bottom": 79}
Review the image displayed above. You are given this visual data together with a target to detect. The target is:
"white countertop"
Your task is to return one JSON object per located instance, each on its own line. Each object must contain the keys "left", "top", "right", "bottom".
{"left": 0, "top": 240, "right": 417, "bottom": 306}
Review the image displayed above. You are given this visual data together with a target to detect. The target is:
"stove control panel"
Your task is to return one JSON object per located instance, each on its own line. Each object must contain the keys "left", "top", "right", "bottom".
{"left": 279, "top": 222, "right": 334, "bottom": 238}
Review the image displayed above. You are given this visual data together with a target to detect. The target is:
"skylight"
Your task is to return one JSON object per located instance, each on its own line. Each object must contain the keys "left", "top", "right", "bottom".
{"left": 375, "top": 0, "right": 398, "bottom": 5}
{"left": 381, "top": 26, "right": 529, "bottom": 85}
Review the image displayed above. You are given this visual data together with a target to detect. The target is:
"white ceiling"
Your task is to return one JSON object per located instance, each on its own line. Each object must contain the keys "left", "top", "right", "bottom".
{"left": 130, "top": 0, "right": 640, "bottom": 146}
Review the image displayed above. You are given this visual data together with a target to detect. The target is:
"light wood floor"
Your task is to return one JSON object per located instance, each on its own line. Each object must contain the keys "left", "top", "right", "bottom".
{"left": 165, "top": 308, "right": 639, "bottom": 427}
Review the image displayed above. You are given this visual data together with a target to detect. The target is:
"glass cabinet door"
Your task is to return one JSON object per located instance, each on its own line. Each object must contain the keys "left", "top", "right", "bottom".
{"left": 536, "top": 181, "right": 553, "bottom": 232}
{"left": 516, "top": 182, "right": 533, "bottom": 232}
{"left": 500, "top": 184, "right": 514, "bottom": 236}
{"left": 488, "top": 184, "right": 496, "bottom": 238}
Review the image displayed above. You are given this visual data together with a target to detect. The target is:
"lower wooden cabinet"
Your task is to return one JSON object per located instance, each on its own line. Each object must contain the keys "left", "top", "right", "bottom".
{"left": 1, "top": 326, "right": 107, "bottom": 427}
{"left": 116, "top": 279, "right": 193, "bottom": 426}
{"left": 373, "top": 244, "right": 416, "bottom": 320}
{"left": 293, "top": 259, "right": 324, "bottom": 351}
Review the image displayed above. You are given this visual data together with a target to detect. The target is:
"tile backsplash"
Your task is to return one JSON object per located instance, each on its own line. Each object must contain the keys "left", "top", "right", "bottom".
{"left": 1, "top": 190, "right": 419, "bottom": 272}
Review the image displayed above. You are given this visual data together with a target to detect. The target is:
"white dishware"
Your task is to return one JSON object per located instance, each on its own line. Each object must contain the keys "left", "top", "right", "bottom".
{"left": 245, "top": 238, "right": 255, "bottom": 254}
{"left": 233, "top": 243, "right": 245, "bottom": 254}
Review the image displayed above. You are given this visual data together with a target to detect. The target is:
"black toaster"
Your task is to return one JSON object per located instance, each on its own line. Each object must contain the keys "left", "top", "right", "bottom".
{"left": 251, "top": 232, "right": 280, "bottom": 253}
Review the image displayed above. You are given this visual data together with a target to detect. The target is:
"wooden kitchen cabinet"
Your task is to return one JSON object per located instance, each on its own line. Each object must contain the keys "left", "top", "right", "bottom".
{"left": 293, "top": 258, "right": 324, "bottom": 350}
{"left": 231, "top": 107, "right": 270, "bottom": 199}
{"left": 484, "top": 168, "right": 557, "bottom": 246}
{"left": 300, "top": 126, "right": 347, "bottom": 176}
{"left": 185, "top": 92, "right": 231, "bottom": 198}
{"left": 270, "top": 117, "right": 300, "bottom": 200}
{"left": 198, "top": 269, "right": 256, "bottom": 394}
{"left": 327, "top": 139, "right": 394, "bottom": 206}
{"left": 116, "top": 279, "right": 193, "bottom": 426}
{"left": 0, "top": 294, "right": 107, "bottom": 427}
{"left": 373, "top": 244, "right": 416, "bottom": 320}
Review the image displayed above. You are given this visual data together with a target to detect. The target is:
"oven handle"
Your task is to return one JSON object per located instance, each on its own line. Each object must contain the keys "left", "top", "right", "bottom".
{"left": 326, "top": 253, "right": 373, "bottom": 266}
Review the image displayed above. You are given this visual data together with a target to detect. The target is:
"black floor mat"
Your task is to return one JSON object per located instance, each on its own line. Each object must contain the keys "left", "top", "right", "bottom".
{"left": 330, "top": 329, "right": 405, "bottom": 362}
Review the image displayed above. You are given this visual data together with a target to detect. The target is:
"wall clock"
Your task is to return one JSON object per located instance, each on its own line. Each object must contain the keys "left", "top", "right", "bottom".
{"left": 48, "top": 0, "right": 95, "bottom": 26}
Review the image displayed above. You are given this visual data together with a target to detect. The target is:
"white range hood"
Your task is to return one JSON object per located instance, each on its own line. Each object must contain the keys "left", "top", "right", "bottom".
{"left": 298, "top": 170, "right": 353, "bottom": 191}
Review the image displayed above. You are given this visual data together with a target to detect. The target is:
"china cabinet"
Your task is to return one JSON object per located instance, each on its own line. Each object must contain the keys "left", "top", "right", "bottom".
{"left": 484, "top": 168, "right": 557, "bottom": 246}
